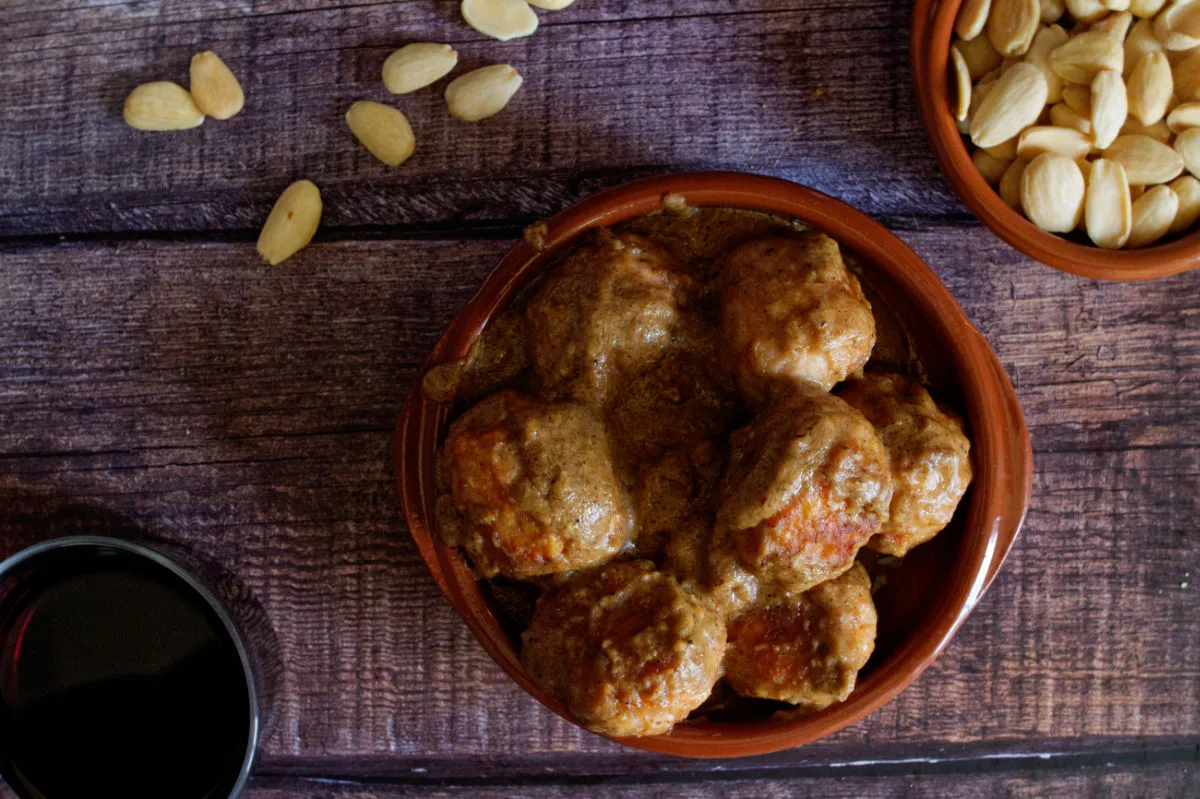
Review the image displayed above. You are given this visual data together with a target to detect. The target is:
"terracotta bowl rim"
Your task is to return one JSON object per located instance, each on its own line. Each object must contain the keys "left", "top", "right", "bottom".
{"left": 912, "top": 0, "right": 1200, "bottom": 281}
{"left": 394, "top": 171, "right": 1034, "bottom": 758}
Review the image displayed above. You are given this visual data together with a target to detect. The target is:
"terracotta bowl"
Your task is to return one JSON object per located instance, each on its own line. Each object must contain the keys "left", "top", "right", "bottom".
{"left": 912, "top": 0, "right": 1200, "bottom": 281}
{"left": 395, "top": 172, "right": 1033, "bottom": 758}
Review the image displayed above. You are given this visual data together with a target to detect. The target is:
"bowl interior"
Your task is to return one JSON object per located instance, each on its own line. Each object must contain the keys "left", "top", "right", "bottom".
{"left": 396, "top": 172, "right": 1031, "bottom": 757}
{"left": 914, "top": 0, "right": 1200, "bottom": 280}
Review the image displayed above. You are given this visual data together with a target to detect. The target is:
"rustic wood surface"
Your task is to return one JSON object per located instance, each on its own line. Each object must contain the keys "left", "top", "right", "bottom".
{"left": 1, "top": 1, "right": 1198, "bottom": 797}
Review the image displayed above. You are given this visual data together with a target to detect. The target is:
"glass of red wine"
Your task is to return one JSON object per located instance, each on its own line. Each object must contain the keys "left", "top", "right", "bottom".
{"left": 0, "top": 537, "right": 265, "bottom": 799}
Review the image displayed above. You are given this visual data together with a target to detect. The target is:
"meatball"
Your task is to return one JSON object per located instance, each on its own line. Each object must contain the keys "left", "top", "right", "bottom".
{"left": 632, "top": 439, "right": 724, "bottom": 559}
{"left": 719, "top": 233, "right": 875, "bottom": 404}
{"left": 715, "top": 382, "right": 893, "bottom": 593}
{"left": 521, "top": 561, "right": 726, "bottom": 737}
{"left": 838, "top": 373, "right": 973, "bottom": 556}
{"left": 724, "top": 563, "right": 877, "bottom": 709}
{"left": 436, "top": 391, "right": 634, "bottom": 579}
{"left": 525, "top": 231, "right": 692, "bottom": 406}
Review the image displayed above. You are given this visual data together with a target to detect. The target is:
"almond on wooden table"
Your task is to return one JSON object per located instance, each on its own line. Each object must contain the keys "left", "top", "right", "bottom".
{"left": 383, "top": 43, "right": 458, "bottom": 94}
{"left": 526, "top": 0, "right": 575, "bottom": 7}
{"left": 257, "top": 180, "right": 323, "bottom": 266}
{"left": 123, "top": 81, "right": 204, "bottom": 130}
{"left": 345, "top": 101, "right": 416, "bottom": 166}
{"left": 461, "top": 0, "right": 539, "bottom": 41}
{"left": 445, "top": 64, "right": 523, "bottom": 121}
{"left": 189, "top": 51, "right": 244, "bottom": 120}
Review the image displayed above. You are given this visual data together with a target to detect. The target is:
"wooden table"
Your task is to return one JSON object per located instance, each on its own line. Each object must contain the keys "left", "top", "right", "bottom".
{"left": 2, "top": 2, "right": 1198, "bottom": 796}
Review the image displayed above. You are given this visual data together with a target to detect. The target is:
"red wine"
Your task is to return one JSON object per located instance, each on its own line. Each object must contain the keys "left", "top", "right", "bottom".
{"left": 0, "top": 548, "right": 252, "bottom": 799}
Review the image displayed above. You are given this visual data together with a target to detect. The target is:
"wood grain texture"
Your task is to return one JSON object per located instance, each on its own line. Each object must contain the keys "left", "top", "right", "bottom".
{"left": 0, "top": 0, "right": 961, "bottom": 237}
{"left": 0, "top": 230, "right": 1196, "bottom": 777}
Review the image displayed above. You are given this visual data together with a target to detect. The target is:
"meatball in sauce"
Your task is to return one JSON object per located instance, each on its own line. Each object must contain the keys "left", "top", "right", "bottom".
{"left": 838, "top": 372, "right": 973, "bottom": 556}
{"left": 436, "top": 391, "right": 634, "bottom": 580}
{"left": 521, "top": 561, "right": 726, "bottom": 737}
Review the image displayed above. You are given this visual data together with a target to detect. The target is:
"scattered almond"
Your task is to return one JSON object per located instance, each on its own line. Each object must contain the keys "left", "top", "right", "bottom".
{"left": 1127, "top": 183, "right": 1180, "bottom": 244}
{"left": 1049, "top": 30, "right": 1124, "bottom": 84}
{"left": 383, "top": 43, "right": 459, "bottom": 94}
{"left": 526, "top": 0, "right": 575, "bottom": 7}
{"left": 1168, "top": 173, "right": 1200, "bottom": 231}
{"left": 971, "top": 62, "right": 1049, "bottom": 147}
{"left": 1091, "top": 69, "right": 1129, "bottom": 149}
{"left": 952, "top": 47, "right": 973, "bottom": 121}
{"left": 123, "top": 82, "right": 205, "bottom": 131}
{"left": 1103, "top": 133, "right": 1186, "bottom": 182}
{"left": 189, "top": 51, "right": 244, "bottom": 120}
{"left": 345, "top": 101, "right": 416, "bottom": 166}
{"left": 1085, "top": 158, "right": 1134, "bottom": 246}
{"left": 958, "top": 0, "right": 994, "bottom": 39}
{"left": 1018, "top": 124, "right": 1094, "bottom": 158}
{"left": 989, "top": 0, "right": 1042, "bottom": 55}
{"left": 957, "top": 35, "right": 1006, "bottom": 79}
{"left": 461, "top": 0, "right": 539, "bottom": 41}
{"left": 1167, "top": 99, "right": 1200, "bottom": 128}
{"left": 1022, "top": 152, "right": 1087, "bottom": 230}
{"left": 445, "top": 64, "right": 524, "bottom": 121}
{"left": 257, "top": 180, "right": 323, "bottom": 266}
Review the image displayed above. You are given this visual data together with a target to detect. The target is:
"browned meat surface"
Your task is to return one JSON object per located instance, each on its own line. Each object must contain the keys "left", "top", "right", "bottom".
{"left": 715, "top": 381, "right": 893, "bottom": 593}
{"left": 436, "top": 390, "right": 634, "bottom": 579}
{"left": 719, "top": 233, "right": 875, "bottom": 405}
{"left": 525, "top": 231, "right": 693, "bottom": 407}
{"left": 521, "top": 561, "right": 726, "bottom": 737}
{"left": 724, "top": 563, "right": 876, "bottom": 709}
{"left": 838, "top": 372, "right": 974, "bottom": 556}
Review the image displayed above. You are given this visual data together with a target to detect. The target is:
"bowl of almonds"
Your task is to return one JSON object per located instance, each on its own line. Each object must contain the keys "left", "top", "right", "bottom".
{"left": 913, "top": 0, "right": 1200, "bottom": 279}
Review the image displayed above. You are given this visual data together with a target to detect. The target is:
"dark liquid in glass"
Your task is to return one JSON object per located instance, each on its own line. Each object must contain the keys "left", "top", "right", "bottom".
{"left": 0, "top": 548, "right": 251, "bottom": 799}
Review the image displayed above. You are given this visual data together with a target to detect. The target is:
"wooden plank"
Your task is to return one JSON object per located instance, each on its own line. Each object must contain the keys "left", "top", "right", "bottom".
{"left": 0, "top": 0, "right": 961, "bottom": 237}
{"left": 0, "top": 227, "right": 1197, "bottom": 771}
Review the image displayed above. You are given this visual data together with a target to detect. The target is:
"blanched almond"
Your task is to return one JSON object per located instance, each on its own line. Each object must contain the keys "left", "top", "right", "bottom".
{"left": 1041, "top": 0, "right": 1067, "bottom": 20}
{"left": 1167, "top": 99, "right": 1200, "bottom": 128}
{"left": 257, "top": 180, "right": 322, "bottom": 266}
{"left": 1125, "top": 18, "right": 1164, "bottom": 77}
{"left": 985, "top": 136, "right": 1021, "bottom": 159}
{"left": 445, "top": 64, "right": 523, "bottom": 121}
{"left": 1000, "top": 158, "right": 1030, "bottom": 206}
{"left": 1103, "top": 133, "right": 1187, "bottom": 181}
{"left": 1084, "top": 158, "right": 1133, "bottom": 246}
{"left": 1104, "top": 0, "right": 1132, "bottom": 9}
{"left": 971, "top": 62, "right": 1050, "bottom": 147}
{"left": 957, "top": 35, "right": 1006, "bottom": 79}
{"left": 1025, "top": 25, "right": 1070, "bottom": 103}
{"left": 1168, "top": 42, "right": 1200, "bottom": 63}
{"left": 383, "top": 43, "right": 459, "bottom": 94}
{"left": 1127, "top": 51, "right": 1175, "bottom": 124}
{"left": 1022, "top": 152, "right": 1086, "bottom": 230}
{"left": 988, "top": 0, "right": 1041, "bottom": 55}
{"left": 1062, "top": 83, "right": 1093, "bottom": 113}
{"left": 1066, "top": 0, "right": 1111, "bottom": 21}
{"left": 1093, "top": 11, "right": 1134, "bottom": 39}
{"left": 1174, "top": 50, "right": 1200, "bottom": 98}
{"left": 1174, "top": 125, "right": 1200, "bottom": 173}
{"left": 1131, "top": 183, "right": 1146, "bottom": 200}
{"left": 1130, "top": 0, "right": 1167, "bottom": 15}
{"left": 1052, "top": 101, "right": 1094, "bottom": 131}
{"left": 1127, "top": 183, "right": 1180, "bottom": 244}
{"left": 1154, "top": 0, "right": 1200, "bottom": 49}
{"left": 461, "top": 0, "right": 539, "bottom": 41}
{"left": 952, "top": 47, "right": 973, "bottom": 121}
{"left": 1168, "top": 173, "right": 1200, "bottom": 231}
{"left": 1121, "top": 115, "right": 1174, "bottom": 139}
{"left": 1049, "top": 30, "right": 1124, "bottom": 85}
{"left": 123, "top": 81, "right": 204, "bottom": 131}
{"left": 1018, "top": 124, "right": 1094, "bottom": 157}
{"left": 958, "top": 0, "right": 994, "bottom": 39}
{"left": 526, "top": 0, "right": 575, "bottom": 7}
{"left": 345, "top": 101, "right": 416, "bottom": 166}
{"left": 974, "top": 148, "right": 1015, "bottom": 183}
{"left": 1091, "top": 69, "right": 1128, "bottom": 148}
{"left": 189, "top": 51, "right": 244, "bottom": 120}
